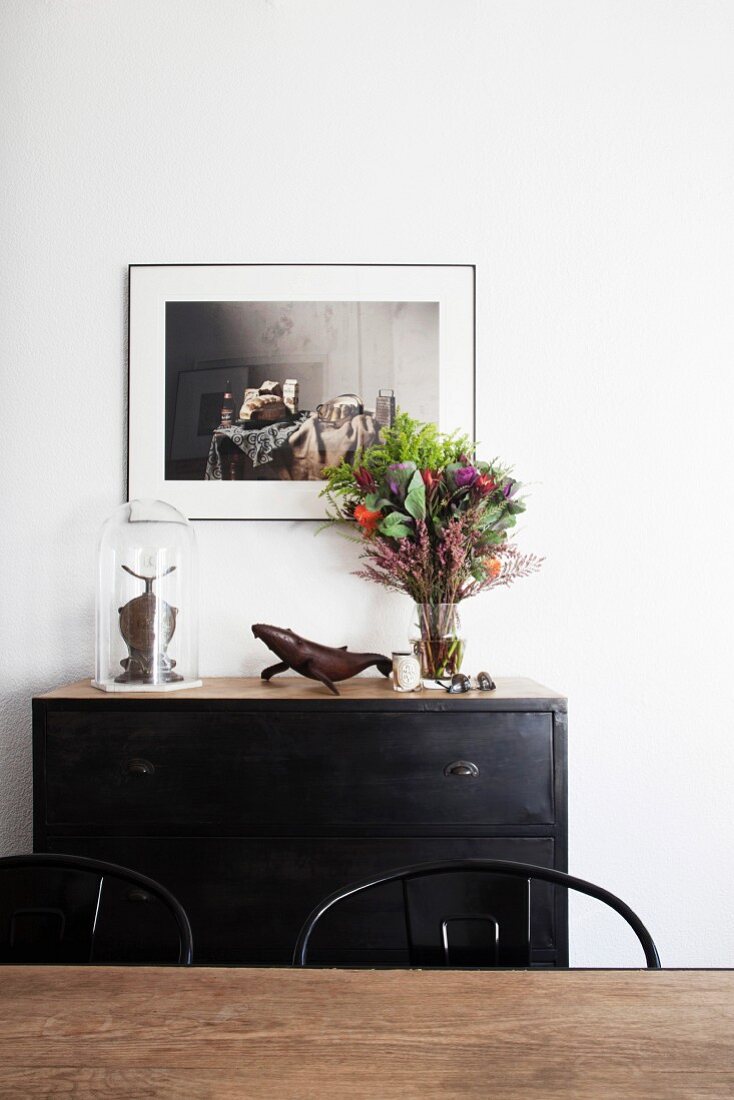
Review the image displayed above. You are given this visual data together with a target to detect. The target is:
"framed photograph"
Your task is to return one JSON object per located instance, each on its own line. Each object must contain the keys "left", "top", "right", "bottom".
{"left": 128, "top": 264, "right": 475, "bottom": 520}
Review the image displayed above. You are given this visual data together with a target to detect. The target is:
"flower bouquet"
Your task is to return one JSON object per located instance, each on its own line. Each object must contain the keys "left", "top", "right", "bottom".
{"left": 321, "top": 413, "right": 542, "bottom": 682}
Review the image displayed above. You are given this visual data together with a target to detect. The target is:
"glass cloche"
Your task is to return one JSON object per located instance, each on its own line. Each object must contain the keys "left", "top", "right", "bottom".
{"left": 93, "top": 500, "right": 201, "bottom": 692}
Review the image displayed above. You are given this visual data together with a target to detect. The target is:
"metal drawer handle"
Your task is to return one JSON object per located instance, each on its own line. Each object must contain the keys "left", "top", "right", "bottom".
{"left": 126, "top": 758, "right": 155, "bottom": 778}
{"left": 444, "top": 760, "right": 480, "bottom": 778}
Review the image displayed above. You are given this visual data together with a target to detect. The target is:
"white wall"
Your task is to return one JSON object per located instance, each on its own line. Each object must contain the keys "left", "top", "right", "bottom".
{"left": 1, "top": 0, "right": 733, "bottom": 967}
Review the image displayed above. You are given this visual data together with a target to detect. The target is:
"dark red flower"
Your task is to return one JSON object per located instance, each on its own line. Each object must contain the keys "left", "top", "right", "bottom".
{"left": 421, "top": 468, "right": 441, "bottom": 491}
{"left": 474, "top": 472, "right": 497, "bottom": 496}
{"left": 354, "top": 466, "right": 376, "bottom": 491}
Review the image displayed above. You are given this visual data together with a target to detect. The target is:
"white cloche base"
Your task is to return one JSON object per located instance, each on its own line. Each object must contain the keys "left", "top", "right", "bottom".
{"left": 91, "top": 678, "right": 203, "bottom": 693}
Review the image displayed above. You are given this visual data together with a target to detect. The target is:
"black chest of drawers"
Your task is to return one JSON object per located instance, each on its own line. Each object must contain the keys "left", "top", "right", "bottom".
{"left": 33, "top": 677, "right": 568, "bottom": 965}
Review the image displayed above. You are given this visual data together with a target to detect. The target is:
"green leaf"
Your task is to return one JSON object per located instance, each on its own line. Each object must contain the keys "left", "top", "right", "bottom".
{"left": 364, "top": 492, "right": 392, "bottom": 510}
{"left": 444, "top": 462, "right": 463, "bottom": 488}
{"left": 403, "top": 470, "right": 426, "bottom": 521}
{"left": 492, "top": 515, "right": 516, "bottom": 532}
{"left": 378, "top": 512, "right": 414, "bottom": 539}
{"left": 479, "top": 505, "right": 503, "bottom": 528}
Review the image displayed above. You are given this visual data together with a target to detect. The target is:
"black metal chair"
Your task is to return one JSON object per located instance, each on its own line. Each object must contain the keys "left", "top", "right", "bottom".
{"left": 0, "top": 853, "right": 193, "bottom": 965}
{"left": 293, "top": 859, "right": 660, "bottom": 969}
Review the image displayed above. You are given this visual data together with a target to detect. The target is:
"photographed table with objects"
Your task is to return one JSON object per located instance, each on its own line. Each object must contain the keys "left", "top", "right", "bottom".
{"left": 0, "top": 967, "right": 731, "bottom": 1098}
{"left": 206, "top": 409, "right": 382, "bottom": 480}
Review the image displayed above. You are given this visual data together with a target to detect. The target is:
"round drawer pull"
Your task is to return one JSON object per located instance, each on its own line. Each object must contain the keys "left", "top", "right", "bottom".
{"left": 444, "top": 760, "right": 480, "bottom": 778}
{"left": 126, "top": 758, "right": 155, "bottom": 778}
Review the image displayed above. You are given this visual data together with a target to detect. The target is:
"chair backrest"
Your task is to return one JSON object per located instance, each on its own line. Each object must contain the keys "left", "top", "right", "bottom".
{"left": 0, "top": 853, "right": 193, "bottom": 965}
{"left": 292, "top": 859, "right": 660, "bottom": 969}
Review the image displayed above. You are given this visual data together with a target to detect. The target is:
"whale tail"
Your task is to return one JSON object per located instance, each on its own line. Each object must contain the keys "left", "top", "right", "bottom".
{"left": 375, "top": 657, "right": 392, "bottom": 677}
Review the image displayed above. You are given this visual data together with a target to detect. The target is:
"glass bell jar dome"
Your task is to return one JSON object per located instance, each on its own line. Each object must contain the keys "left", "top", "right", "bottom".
{"left": 93, "top": 500, "right": 201, "bottom": 692}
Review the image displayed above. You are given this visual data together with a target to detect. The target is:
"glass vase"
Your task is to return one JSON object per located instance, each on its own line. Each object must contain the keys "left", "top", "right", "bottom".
{"left": 409, "top": 603, "right": 466, "bottom": 684}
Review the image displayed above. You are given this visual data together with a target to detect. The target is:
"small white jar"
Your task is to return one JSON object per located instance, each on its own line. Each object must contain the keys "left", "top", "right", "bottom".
{"left": 391, "top": 651, "right": 422, "bottom": 692}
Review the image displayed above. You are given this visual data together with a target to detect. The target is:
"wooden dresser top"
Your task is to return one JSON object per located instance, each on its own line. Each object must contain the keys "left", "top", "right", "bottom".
{"left": 36, "top": 676, "right": 566, "bottom": 711}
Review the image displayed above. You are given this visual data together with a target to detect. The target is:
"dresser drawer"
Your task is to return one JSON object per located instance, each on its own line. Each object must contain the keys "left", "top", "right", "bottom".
{"left": 44, "top": 709, "right": 554, "bottom": 828}
{"left": 51, "top": 835, "right": 558, "bottom": 965}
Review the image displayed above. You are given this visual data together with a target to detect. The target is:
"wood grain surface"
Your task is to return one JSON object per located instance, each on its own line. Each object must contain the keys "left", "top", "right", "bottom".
{"left": 0, "top": 967, "right": 731, "bottom": 1099}
{"left": 38, "top": 675, "right": 566, "bottom": 704}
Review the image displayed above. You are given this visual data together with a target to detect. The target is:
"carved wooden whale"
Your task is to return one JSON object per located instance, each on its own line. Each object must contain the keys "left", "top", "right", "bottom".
{"left": 252, "top": 623, "right": 391, "bottom": 696}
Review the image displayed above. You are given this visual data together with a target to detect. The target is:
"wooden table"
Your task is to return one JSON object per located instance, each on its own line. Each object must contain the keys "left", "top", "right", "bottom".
{"left": 0, "top": 968, "right": 731, "bottom": 1098}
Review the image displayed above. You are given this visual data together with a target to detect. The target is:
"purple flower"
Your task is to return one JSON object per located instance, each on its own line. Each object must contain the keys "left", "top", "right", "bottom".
{"left": 503, "top": 479, "right": 515, "bottom": 499}
{"left": 386, "top": 461, "right": 416, "bottom": 501}
{"left": 454, "top": 466, "right": 478, "bottom": 488}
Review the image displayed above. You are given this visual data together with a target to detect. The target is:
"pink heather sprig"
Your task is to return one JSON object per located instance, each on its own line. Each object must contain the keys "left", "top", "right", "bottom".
{"left": 355, "top": 517, "right": 486, "bottom": 604}
{"left": 354, "top": 521, "right": 432, "bottom": 600}
{"left": 355, "top": 517, "right": 543, "bottom": 604}
{"left": 459, "top": 542, "right": 544, "bottom": 600}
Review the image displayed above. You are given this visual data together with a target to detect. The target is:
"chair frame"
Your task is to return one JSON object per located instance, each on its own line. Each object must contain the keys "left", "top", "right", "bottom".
{"left": 292, "top": 858, "right": 660, "bottom": 969}
{"left": 0, "top": 853, "right": 194, "bottom": 965}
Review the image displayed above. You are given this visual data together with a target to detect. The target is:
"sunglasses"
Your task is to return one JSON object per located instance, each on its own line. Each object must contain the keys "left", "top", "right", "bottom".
{"left": 436, "top": 671, "right": 496, "bottom": 694}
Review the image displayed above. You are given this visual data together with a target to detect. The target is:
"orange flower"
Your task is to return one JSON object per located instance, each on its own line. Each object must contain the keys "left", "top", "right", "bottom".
{"left": 485, "top": 557, "right": 502, "bottom": 579}
{"left": 354, "top": 503, "right": 382, "bottom": 535}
